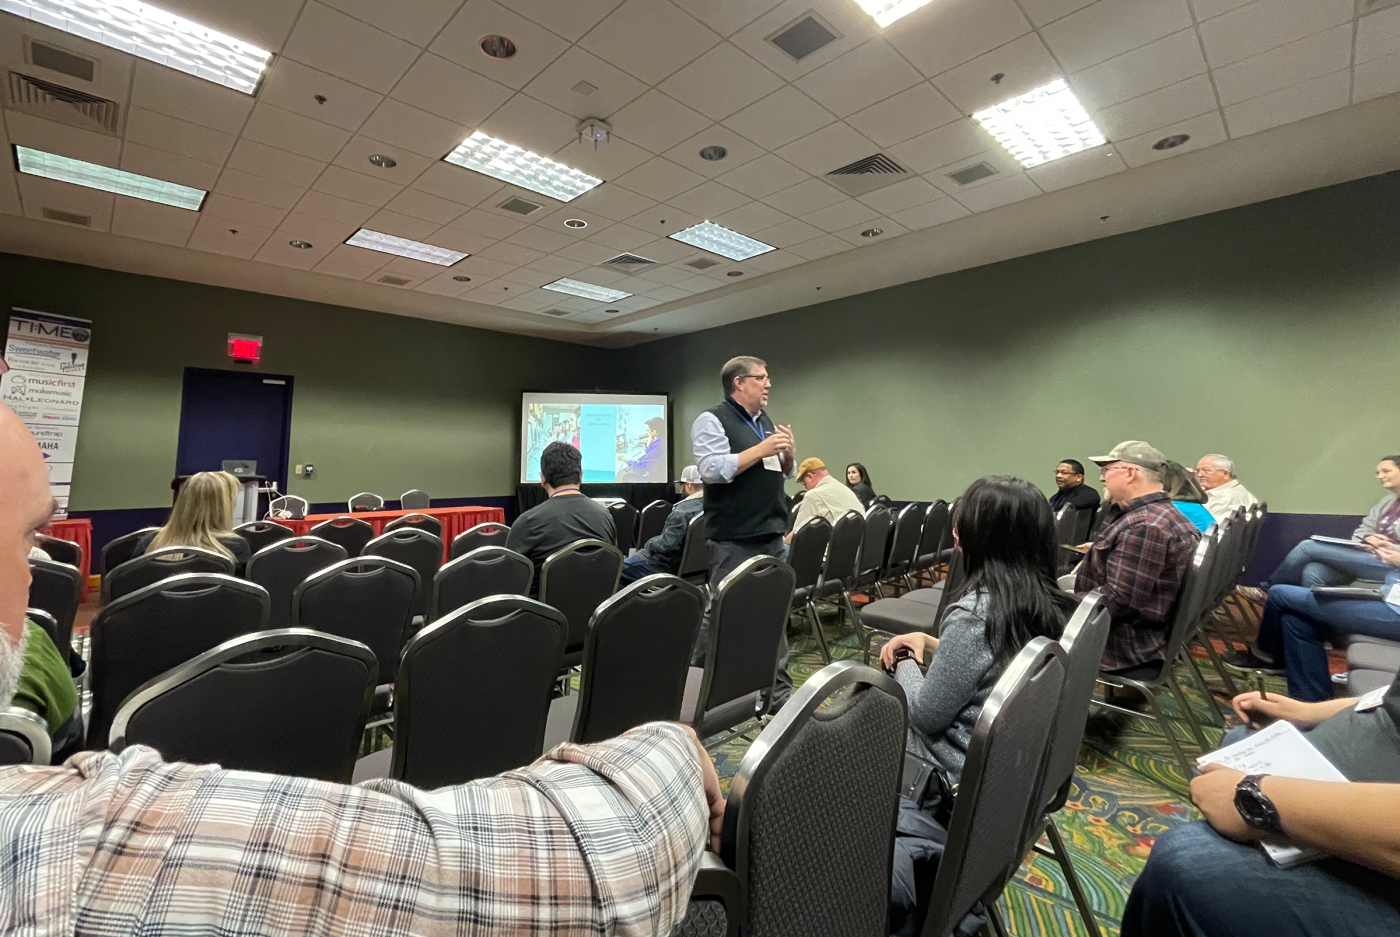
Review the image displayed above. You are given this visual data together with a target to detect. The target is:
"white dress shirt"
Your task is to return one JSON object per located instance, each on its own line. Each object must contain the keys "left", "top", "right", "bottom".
{"left": 1204, "top": 477, "right": 1259, "bottom": 521}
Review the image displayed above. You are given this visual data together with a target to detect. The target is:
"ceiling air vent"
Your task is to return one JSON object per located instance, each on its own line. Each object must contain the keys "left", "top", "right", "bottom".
{"left": 768, "top": 13, "right": 840, "bottom": 62}
{"left": 538, "top": 308, "right": 573, "bottom": 317}
{"left": 41, "top": 207, "right": 91, "bottom": 226}
{"left": 27, "top": 41, "right": 96, "bottom": 82}
{"left": 377, "top": 275, "right": 412, "bottom": 286}
{"left": 600, "top": 252, "right": 656, "bottom": 268}
{"left": 686, "top": 257, "right": 720, "bottom": 270}
{"left": 498, "top": 196, "right": 542, "bottom": 216}
{"left": 946, "top": 162, "right": 999, "bottom": 186}
{"left": 7, "top": 72, "right": 119, "bottom": 134}
{"left": 824, "top": 152, "right": 910, "bottom": 197}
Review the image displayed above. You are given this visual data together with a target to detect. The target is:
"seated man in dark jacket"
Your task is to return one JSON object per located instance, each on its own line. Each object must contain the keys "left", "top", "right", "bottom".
{"left": 507, "top": 442, "right": 615, "bottom": 595}
{"left": 620, "top": 466, "right": 704, "bottom": 584}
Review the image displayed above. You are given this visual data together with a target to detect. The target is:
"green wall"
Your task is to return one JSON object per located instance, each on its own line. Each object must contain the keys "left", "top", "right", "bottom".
{"left": 623, "top": 172, "right": 1400, "bottom": 515}
{"left": 0, "top": 254, "right": 614, "bottom": 510}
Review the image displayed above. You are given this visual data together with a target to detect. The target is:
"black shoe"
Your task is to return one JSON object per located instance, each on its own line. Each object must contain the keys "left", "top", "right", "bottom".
{"left": 1223, "top": 647, "right": 1285, "bottom": 675}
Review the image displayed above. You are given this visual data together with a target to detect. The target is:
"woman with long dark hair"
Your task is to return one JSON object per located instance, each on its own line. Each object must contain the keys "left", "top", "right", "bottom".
{"left": 845, "top": 462, "right": 876, "bottom": 508}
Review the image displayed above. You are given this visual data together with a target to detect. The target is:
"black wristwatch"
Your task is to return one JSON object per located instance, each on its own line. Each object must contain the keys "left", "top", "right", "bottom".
{"left": 886, "top": 646, "right": 917, "bottom": 676}
{"left": 1234, "top": 774, "right": 1283, "bottom": 836}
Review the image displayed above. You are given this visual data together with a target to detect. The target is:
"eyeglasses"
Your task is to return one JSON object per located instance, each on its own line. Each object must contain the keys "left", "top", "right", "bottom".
{"left": 739, "top": 373, "right": 770, "bottom": 384}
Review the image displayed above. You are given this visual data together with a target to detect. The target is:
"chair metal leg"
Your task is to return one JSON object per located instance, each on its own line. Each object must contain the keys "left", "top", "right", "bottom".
{"left": 1183, "top": 645, "right": 1227, "bottom": 727}
{"left": 1165, "top": 668, "right": 1211, "bottom": 751}
{"left": 987, "top": 899, "right": 1011, "bottom": 937}
{"left": 1198, "top": 623, "right": 1241, "bottom": 697}
{"left": 1141, "top": 684, "right": 1198, "bottom": 784}
{"left": 842, "top": 589, "right": 864, "bottom": 663}
{"left": 1043, "top": 818, "right": 1103, "bottom": 937}
{"left": 805, "top": 599, "right": 831, "bottom": 664}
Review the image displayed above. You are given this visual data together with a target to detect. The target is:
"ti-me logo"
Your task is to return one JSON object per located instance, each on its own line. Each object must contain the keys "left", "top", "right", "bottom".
{"left": 10, "top": 319, "right": 90, "bottom": 344}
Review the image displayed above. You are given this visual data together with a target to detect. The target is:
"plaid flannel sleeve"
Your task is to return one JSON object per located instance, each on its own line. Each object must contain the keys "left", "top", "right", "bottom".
{"left": 1095, "top": 522, "right": 1181, "bottom": 623}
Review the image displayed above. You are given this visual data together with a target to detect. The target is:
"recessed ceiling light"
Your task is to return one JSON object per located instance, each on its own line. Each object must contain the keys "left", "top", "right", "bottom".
{"left": 453, "top": 275, "right": 472, "bottom": 282}
{"left": 14, "top": 145, "right": 206, "bottom": 210}
{"left": 861, "top": 227, "right": 883, "bottom": 237}
{"left": 542, "top": 278, "right": 631, "bottom": 302}
{"left": 367, "top": 154, "right": 397, "bottom": 168}
{"left": 726, "top": 271, "right": 744, "bottom": 277}
{"left": 564, "top": 218, "right": 588, "bottom": 228}
{"left": 699, "top": 145, "right": 727, "bottom": 161}
{"left": 444, "top": 131, "right": 602, "bottom": 203}
{"left": 1152, "top": 134, "right": 1191, "bottom": 151}
{"left": 289, "top": 240, "right": 313, "bottom": 249}
{"left": 480, "top": 35, "right": 516, "bottom": 59}
{"left": 972, "top": 79, "right": 1106, "bottom": 169}
{"left": 346, "top": 229, "right": 470, "bottom": 266}
{"left": 605, "top": 308, "right": 621, "bottom": 314}
{"left": 5, "top": 0, "right": 271, "bottom": 93}
{"left": 669, "top": 221, "right": 775, "bottom": 262}
{"left": 850, "top": 0, "right": 938, "bottom": 27}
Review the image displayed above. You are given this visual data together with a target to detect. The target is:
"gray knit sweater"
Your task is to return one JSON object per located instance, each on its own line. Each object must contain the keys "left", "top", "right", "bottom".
{"left": 894, "top": 589, "right": 999, "bottom": 786}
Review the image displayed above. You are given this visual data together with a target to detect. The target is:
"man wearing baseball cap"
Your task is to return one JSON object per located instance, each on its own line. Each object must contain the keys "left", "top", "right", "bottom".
{"left": 785, "top": 457, "right": 866, "bottom": 545}
{"left": 1075, "top": 440, "right": 1202, "bottom": 672}
{"left": 619, "top": 465, "right": 706, "bottom": 585}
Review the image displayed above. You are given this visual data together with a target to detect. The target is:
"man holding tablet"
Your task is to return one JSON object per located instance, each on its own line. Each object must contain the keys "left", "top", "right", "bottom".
{"left": 691, "top": 355, "right": 795, "bottom": 708}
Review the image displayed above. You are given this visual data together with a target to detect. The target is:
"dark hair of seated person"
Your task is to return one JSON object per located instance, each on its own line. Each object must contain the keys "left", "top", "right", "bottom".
{"left": 1059, "top": 458, "right": 1085, "bottom": 476}
{"left": 950, "top": 475, "right": 1077, "bottom": 668}
{"left": 540, "top": 441, "right": 583, "bottom": 488}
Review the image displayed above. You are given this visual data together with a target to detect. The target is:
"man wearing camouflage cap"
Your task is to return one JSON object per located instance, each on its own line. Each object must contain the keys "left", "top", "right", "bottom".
{"left": 1076, "top": 441, "right": 1202, "bottom": 671}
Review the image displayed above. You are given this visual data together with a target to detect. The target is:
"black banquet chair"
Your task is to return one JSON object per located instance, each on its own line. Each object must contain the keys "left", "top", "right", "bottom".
{"left": 268, "top": 494, "right": 309, "bottom": 519}
{"left": 608, "top": 502, "right": 639, "bottom": 554}
{"left": 636, "top": 499, "right": 672, "bottom": 548}
{"left": 539, "top": 539, "right": 624, "bottom": 671}
{"left": 0, "top": 707, "right": 51, "bottom": 766}
{"left": 450, "top": 521, "right": 510, "bottom": 559}
{"left": 109, "top": 629, "right": 378, "bottom": 783}
{"left": 570, "top": 574, "right": 706, "bottom": 744}
{"left": 234, "top": 520, "right": 295, "bottom": 555}
{"left": 787, "top": 517, "right": 832, "bottom": 663}
{"left": 35, "top": 533, "right": 82, "bottom": 568}
{"left": 28, "top": 558, "right": 82, "bottom": 663}
{"left": 400, "top": 489, "right": 430, "bottom": 509}
{"left": 811, "top": 509, "right": 866, "bottom": 661}
{"left": 384, "top": 512, "right": 443, "bottom": 540}
{"left": 431, "top": 546, "right": 533, "bottom": 620}
{"left": 87, "top": 573, "right": 270, "bottom": 748}
{"left": 363, "top": 528, "right": 442, "bottom": 622}
{"left": 677, "top": 511, "right": 709, "bottom": 586}
{"left": 102, "top": 546, "right": 235, "bottom": 604}
{"left": 348, "top": 492, "right": 384, "bottom": 512}
{"left": 246, "top": 536, "right": 348, "bottom": 629}
{"left": 310, "top": 516, "right": 375, "bottom": 557}
{"left": 99, "top": 526, "right": 157, "bottom": 577}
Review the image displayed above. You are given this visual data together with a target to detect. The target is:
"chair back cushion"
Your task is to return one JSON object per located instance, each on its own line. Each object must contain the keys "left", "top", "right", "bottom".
{"left": 787, "top": 517, "right": 831, "bottom": 595}
{"left": 821, "top": 510, "right": 866, "bottom": 591}
{"left": 400, "top": 490, "right": 430, "bottom": 510}
{"left": 36, "top": 535, "right": 81, "bottom": 567}
{"left": 100, "top": 527, "right": 158, "bottom": 576}
{"left": 637, "top": 500, "right": 673, "bottom": 548}
{"left": 27, "top": 559, "right": 82, "bottom": 659}
{"left": 384, "top": 513, "right": 444, "bottom": 539}
{"left": 309, "top": 517, "right": 374, "bottom": 557}
{"left": 608, "top": 503, "right": 639, "bottom": 554}
{"left": 856, "top": 507, "right": 893, "bottom": 583}
{"left": 431, "top": 547, "right": 532, "bottom": 619}
{"left": 363, "top": 529, "right": 443, "bottom": 619}
{"left": 539, "top": 540, "right": 623, "bottom": 652}
{"left": 701, "top": 557, "right": 795, "bottom": 725}
{"left": 234, "top": 521, "right": 295, "bottom": 555}
{"left": 104, "top": 546, "right": 236, "bottom": 603}
{"left": 293, "top": 558, "right": 418, "bottom": 684}
{"left": 450, "top": 523, "right": 511, "bottom": 559}
{"left": 886, "top": 504, "right": 926, "bottom": 575}
{"left": 1038, "top": 593, "right": 1110, "bottom": 811}
{"left": 247, "top": 537, "right": 349, "bottom": 628}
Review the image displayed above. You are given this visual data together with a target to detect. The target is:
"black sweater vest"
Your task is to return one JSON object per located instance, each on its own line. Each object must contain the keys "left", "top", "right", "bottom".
{"left": 703, "top": 398, "right": 788, "bottom": 542}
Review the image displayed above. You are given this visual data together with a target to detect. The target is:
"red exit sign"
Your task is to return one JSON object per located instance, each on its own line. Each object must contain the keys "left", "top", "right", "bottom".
{"left": 227, "top": 333, "right": 262, "bottom": 364}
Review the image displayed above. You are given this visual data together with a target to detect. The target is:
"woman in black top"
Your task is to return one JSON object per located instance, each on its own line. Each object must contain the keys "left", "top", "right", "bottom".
{"left": 134, "top": 471, "right": 251, "bottom": 575}
{"left": 846, "top": 462, "right": 876, "bottom": 508}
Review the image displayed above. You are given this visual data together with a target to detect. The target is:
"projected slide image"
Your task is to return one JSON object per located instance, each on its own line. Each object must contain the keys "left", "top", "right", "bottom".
{"left": 522, "top": 393, "right": 668, "bottom": 483}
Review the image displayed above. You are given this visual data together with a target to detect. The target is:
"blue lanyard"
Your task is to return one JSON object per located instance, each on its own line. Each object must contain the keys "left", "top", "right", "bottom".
{"left": 729, "top": 399, "right": 766, "bottom": 440}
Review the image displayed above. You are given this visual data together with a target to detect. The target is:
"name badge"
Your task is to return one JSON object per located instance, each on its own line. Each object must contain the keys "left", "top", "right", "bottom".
{"left": 763, "top": 455, "right": 781, "bottom": 472}
{"left": 1355, "top": 685, "right": 1389, "bottom": 712}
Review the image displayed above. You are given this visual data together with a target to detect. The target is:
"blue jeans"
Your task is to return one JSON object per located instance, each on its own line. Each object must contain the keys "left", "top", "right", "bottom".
{"left": 619, "top": 555, "right": 666, "bottom": 585}
{"left": 1256, "top": 585, "right": 1400, "bottom": 702}
{"left": 1121, "top": 820, "right": 1400, "bottom": 937}
{"left": 1264, "top": 540, "right": 1393, "bottom": 588}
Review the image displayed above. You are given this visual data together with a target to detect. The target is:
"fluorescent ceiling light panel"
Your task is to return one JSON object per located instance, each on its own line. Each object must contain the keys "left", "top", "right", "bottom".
{"left": 14, "top": 144, "right": 205, "bottom": 209}
{"left": 669, "top": 221, "right": 774, "bottom": 262}
{"left": 972, "top": 79, "right": 1106, "bottom": 169}
{"left": 542, "top": 278, "right": 631, "bottom": 302}
{"left": 850, "top": 0, "right": 938, "bottom": 28}
{"left": 0, "top": 0, "right": 272, "bottom": 93}
{"left": 445, "top": 132, "right": 602, "bottom": 203}
{"left": 346, "top": 229, "right": 469, "bottom": 266}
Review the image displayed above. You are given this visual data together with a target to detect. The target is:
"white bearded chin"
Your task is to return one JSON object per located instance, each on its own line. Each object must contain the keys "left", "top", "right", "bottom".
{"left": 0, "top": 623, "right": 28, "bottom": 711}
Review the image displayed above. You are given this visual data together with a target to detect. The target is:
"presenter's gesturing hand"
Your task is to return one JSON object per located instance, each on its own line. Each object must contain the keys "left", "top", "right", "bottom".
{"left": 737, "top": 426, "right": 793, "bottom": 473}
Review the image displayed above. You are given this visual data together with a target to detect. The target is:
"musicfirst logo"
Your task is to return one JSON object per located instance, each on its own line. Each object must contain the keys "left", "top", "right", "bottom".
{"left": 9, "top": 375, "right": 78, "bottom": 389}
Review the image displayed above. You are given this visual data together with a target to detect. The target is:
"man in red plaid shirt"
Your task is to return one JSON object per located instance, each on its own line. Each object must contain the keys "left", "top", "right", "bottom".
{"left": 1075, "top": 441, "right": 1202, "bottom": 672}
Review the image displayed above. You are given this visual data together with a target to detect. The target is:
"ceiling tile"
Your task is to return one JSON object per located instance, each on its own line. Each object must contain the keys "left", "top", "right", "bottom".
{"left": 636, "top": 264, "right": 695, "bottom": 284}
{"left": 224, "top": 139, "right": 325, "bottom": 188}
{"left": 528, "top": 204, "right": 617, "bottom": 236}
{"left": 633, "top": 237, "right": 701, "bottom": 262}
{"left": 744, "top": 249, "right": 804, "bottom": 272}
{"left": 261, "top": 212, "right": 361, "bottom": 266}
{"left": 1017, "top": 0, "right": 1097, "bottom": 26}
{"left": 129, "top": 61, "right": 254, "bottom": 135}
{"left": 1198, "top": 0, "right": 1353, "bottom": 68}
{"left": 412, "top": 162, "right": 504, "bottom": 206}
{"left": 1040, "top": 0, "right": 1194, "bottom": 74}
{"left": 890, "top": 195, "right": 973, "bottom": 227}
{"left": 1068, "top": 29, "right": 1207, "bottom": 111}
{"left": 801, "top": 197, "right": 880, "bottom": 231}
{"left": 760, "top": 177, "right": 846, "bottom": 214}
{"left": 610, "top": 90, "right": 713, "bottom": 154}
{"left": 390, "top": 54, "right": 514, "bottom": 129}
{"left": 672, "top": 274, "right": 724, "bottom": 292}
{"left": 660, "top": 42, "right": 785, "bottom": 120}
{"left": 586, "top": 222, "right": 656, "bottom": 251}
{"left": 608, "top": 294, "right": 661, "bottom": 311}
{"left": 623, "top": 203, "right": 702, "bottom": 237}
{"left": 497, "top": 266, "right": 558, "bottom": 288}
{"left": 0, "top": 171, "right": 17, "bottom": 218}
{"left": 1095, "top": 74, "right": 1217, "bottom": 140}
{"left": 832, "top": 216, "right": 906, "bottom": 244}
{"left": 124, "top": 107, "right": 236, "bottom": 164}
{"left": 479, "top": 240, "right": 547, "bottom": 264}
{"left": 884, "top": 0, "right": 1030, "bottom": 77}
{"left": 1354, "top": 49, "right": 1400, "bottom": 102}
{"left": 312, "top": 165, "right": 404, "bottom": 207}
{"left": 844, "top": 83, "right": 961, "bottom": 148}
{"left": 255, "top": 58, "right": 384, "bottom": 132}
{"left": 1116, "top": 110, "right": 1228, "bottom": 167}
{"left": 282, "top": 2, "right": 421, "bottom": 93}
{"left": 187, "top": 214, "right": 275, "bottom": 258}
{"left": 1223, "top": 68, "right": 1350, "bottom": 137}
{"left": 796, "top": 39, "right": 924, "bottom": 118}
{"left": 379, "top": 255, "right": 453, "bottom": 280}
{"left": 580, "top": 267, "right": 632, "bottom": 285}
{"left": 775, "top": 122, "right": 877, "bottom": 175}
{"left": 642, "top": 284, "right": 691, "bottom": 302}
{"left": 580, "top": 0, "right": 721, "bottom": 84}
{"left": 1213, "top": 25, "right": 1352, "bottom": 106}
{"left": 523, "top": 46, "right": 650, "bottom": 120}
{"left": 1189, "top": 0, "right": 1253, "bottom": 18}
{"left": 451, "top": 254, "right": 521, "bottom": 280}
{"left": 948, "top": 173, "right": 1041, "bottom": 211}
{"left": 715, "top": 154, "right": 808, "bottom": 198}
{"left": 156, "top": 0, "right": 302, "bottom": 49}
{"left": 332, "top": 135, "right": 434, "bottom": 186}
{"left": 666, "top": 179, "right": 748, "bottom": 215}
{"left": 213, "top": 168, "right": 306, "bottom": 210}
{"left": 722, "top": 86, "right": 836, "bottom": 151}
{"left": 364, "top": 209, "right": 441, "bottom": 240}
{"left": 431, "top": 0, "right": 570, "bottom": 88}
{"left": 509, "top": 224, "right": 578, "bottom": 252}
{"left": 359, "top": 100, "right": 469, "bottom": 160}
{"left": 4, "top": 112, "right": 117, "bottom": 165}
{"left": 1358, "top": 5, "right": 1400, "bottom": 64}
{"left": 785, "top": 233, "right": 852, "bottom": 260}
{"left": 663, "top": 125, "right": 765, "bottom": 178}
{"left": 671, "top": 0, "right": 784, "bottom": 36}
{"left": 314, "top": 243, "right": 393, "bottom": 279}
{"left": 1024, "top": 144, "right": 1125, "bottom": 191}
{"left": 120, "top": 143, "right": 222, "bottom": 190}
{"left": 427, "top": 226, "right": 498, "bottom": 254}
{"left": 730, "top": 0, "right": 878, "bottom": 81}
{"left": 449, "top": 207, "right": 529, "bottom": 239}
{"left": 110, "top": 197, "right": 197, "bottom": 246}
{"left": 242, "top": 103, "right": 350, "bottom": 161}
{"left": 753, "top": 216, "right": 822, "bottom": 246}
{"left": 564, "top": 183, "right": 658, "bottom": 221}
{"left": 526, "top": 254, "right": 589, "bottom": 276}
{"left": 713, "top": 200, "right": 790, "bottom": 232}
{"left": 478, "top": 184, "right": 559, "bottom": 220}
{"left": 202, "top": 193, "right": 289, "bottom": 228}
{"left": 614, "top": 158, "right": 707, "bottom": 201}
{"left": 16, "top": 175, "right": 113, "bottom": 232}
{"left": 507, "top": 0, "right": 623, "bottom": 39}
{"left": 478, "top": 94, "right": 577, "bottom": 157}
{"left": 413, "top": 272, "right": 475, "bottom": 297}
{"left": 855, "top": 176, "right": 942, "bottom": 214}
{"left": 887, "top": 119, "right": 992, "bottom": 173}
{"left": 294, "top": 190, "right": 379, "bottom": 225}
{"left": 924, "top": 147, "right": 1023, "bottom": 194}
{"left": 320, "top": 0, "right": 465, "bottom": 45}
{"left": 931, "top": 33, "right": 1064, "bottom": 114}
{"left": 556, "top": 136, "right": 654, "bottom": 182}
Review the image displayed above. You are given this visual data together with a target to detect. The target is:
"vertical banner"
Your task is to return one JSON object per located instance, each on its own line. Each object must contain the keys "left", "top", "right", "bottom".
{"left": 2, "top": 309, "right": 91, "bottom": 513}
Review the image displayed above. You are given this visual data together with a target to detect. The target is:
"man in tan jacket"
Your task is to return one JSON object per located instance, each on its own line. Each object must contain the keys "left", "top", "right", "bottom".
{"left": 786, "top": 457, "right": 866, "bottom": 543}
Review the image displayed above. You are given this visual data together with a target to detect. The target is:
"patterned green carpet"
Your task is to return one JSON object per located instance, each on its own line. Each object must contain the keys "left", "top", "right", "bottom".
{"left": 704, "top": 593, "right": 1274, "bottom": 937}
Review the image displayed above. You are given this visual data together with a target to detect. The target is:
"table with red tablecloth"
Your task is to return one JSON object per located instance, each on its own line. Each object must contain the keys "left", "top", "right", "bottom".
{"left": 41, "top": 517, "right": 93, "bottom": 600}
{"left": 282, "top": 505, "right": 506, "bottom": 562}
